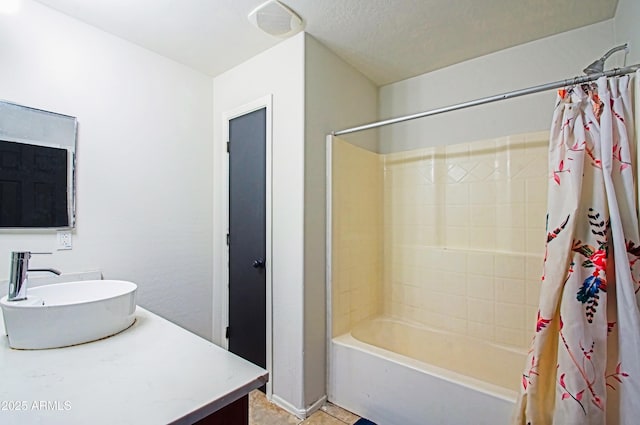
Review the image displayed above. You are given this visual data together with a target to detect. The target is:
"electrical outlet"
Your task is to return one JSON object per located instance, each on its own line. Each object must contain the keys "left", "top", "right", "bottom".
{"left": 57, "top": 230, "right": 72, "bottom": 250}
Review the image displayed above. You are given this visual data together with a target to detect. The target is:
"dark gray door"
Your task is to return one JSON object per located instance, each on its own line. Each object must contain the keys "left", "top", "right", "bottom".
{"left": 228, "top": 108, "right": 267, "bottom": 375}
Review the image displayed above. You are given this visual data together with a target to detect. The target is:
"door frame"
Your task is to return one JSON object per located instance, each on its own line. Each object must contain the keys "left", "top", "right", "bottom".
{"left": 221, "top": 95, "right": 273, "bottom": 397}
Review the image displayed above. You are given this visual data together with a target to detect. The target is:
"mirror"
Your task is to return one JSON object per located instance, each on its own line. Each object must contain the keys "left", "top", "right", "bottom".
{"left": 0, "top": 100, "right": 77, "bottom": 228}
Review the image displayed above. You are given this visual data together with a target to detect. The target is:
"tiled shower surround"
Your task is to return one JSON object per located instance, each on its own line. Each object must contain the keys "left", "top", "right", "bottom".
{"left": 331, "top": 139, "right": 383, "bottom": 337}
{"left": 332, "top": 131, "right": 549, "bottom": 349}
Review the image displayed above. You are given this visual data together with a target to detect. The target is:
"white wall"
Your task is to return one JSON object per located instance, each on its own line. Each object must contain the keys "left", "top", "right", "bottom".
{"left": 303, "top": 35, "right": 378, "bottom": 408}
{"left": 378, "top": 20, "right": 617, "bottom": 153}
{"left": 0, "top": 0, "right": 214, "bottom": 339}
{"left": 615, "top": 0, "right": 640, "bottom": 65}
{"left": 212, "top": 33, "right": 306, "bottom": 411}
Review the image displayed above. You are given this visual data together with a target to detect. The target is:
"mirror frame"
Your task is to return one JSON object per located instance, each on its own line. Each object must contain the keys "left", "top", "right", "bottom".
{"left": 0, "top": 100, "right": 77, "bottom": 229}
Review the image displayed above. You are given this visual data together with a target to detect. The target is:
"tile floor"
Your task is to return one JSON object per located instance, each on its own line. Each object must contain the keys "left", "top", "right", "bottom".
{"left": 249, "top": 390, "right": 361, "bottom": 425}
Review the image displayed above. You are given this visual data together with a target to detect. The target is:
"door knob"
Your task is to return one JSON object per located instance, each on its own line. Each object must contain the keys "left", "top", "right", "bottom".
{"left": 252, "top": 258, "right": 266, "bottom": 269}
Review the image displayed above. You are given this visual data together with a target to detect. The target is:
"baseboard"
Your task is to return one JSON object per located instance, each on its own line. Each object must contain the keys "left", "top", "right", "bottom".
{"left": 306, "top": 394, "right": 327, "bottom": 416}
{"left": 270, "top": 394, "right": 306, "bottom": 419}
{"left": 270, "top": 394, "right": 327, "bottom": 419}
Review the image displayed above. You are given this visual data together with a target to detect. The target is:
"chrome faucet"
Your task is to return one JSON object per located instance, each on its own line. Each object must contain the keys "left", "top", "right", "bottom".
{"left": 7, "top": 251, "right": 61, "bottom": 301}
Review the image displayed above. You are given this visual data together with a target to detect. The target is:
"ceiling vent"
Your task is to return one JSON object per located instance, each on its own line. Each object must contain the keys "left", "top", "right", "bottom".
{"left": 248, "top": 0, "right": 304, "bottom": 38}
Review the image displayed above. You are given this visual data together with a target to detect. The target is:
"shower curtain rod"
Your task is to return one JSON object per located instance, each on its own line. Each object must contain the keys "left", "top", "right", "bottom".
{"left": 332, "top": 63, "right": 640, "bottom": 136}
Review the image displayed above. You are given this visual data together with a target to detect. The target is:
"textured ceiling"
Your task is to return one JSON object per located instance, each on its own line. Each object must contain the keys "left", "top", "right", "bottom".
{"left": 33, "top": 0, "right": 618, "bottom": 86}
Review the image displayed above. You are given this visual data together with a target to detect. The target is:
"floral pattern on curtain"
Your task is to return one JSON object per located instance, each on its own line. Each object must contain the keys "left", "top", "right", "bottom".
{"left": 513, "top": 71, "right": 640, "bottom": 425}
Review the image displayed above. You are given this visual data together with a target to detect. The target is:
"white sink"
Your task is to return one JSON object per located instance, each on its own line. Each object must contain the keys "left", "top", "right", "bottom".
{"left": 0, "top": 280, "right": 137, "bottom": 349}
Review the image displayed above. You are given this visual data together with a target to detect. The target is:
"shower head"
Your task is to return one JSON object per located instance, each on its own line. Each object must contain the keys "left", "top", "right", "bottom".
{"left": 583, "top": 43, "right": 629, "bottom": 75}
{"left": 583, "top": 58, "right": 606, "bottom": 75}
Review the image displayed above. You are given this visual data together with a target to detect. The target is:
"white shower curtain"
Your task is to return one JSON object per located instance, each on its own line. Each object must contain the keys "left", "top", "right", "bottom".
{"left": 513, "top": 71, "right": 640, "bottom": 425}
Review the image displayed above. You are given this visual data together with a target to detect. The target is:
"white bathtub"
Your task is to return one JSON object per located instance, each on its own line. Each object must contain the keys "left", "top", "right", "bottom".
{"left": 329, "top": 317, "right": 526, "bottom": 425}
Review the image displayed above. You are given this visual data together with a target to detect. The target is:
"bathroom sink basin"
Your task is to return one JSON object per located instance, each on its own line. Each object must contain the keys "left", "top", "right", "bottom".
{"left": 0, "top": 280, "right": 137, "bottom": 349}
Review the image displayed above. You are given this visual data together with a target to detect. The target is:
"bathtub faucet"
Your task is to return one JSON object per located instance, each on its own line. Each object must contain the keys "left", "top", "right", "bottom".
{"left": 7, "top": 251, "right": 61, "bottom": 302}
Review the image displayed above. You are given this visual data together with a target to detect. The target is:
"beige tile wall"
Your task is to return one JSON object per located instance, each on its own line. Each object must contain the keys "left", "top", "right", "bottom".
{"left": 332, "top": 131, "right": 549, "bottom": 349}
{"left": 331, "top": 138, "right": 383, "bottom": 337}
{"left": 382, "top": 131, "right": 548, "bottom": 349}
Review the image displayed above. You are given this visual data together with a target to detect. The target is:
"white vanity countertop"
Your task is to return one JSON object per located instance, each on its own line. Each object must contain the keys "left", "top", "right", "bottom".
{"left": 0, "top": 307, "right": 268, "bottom": 425}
